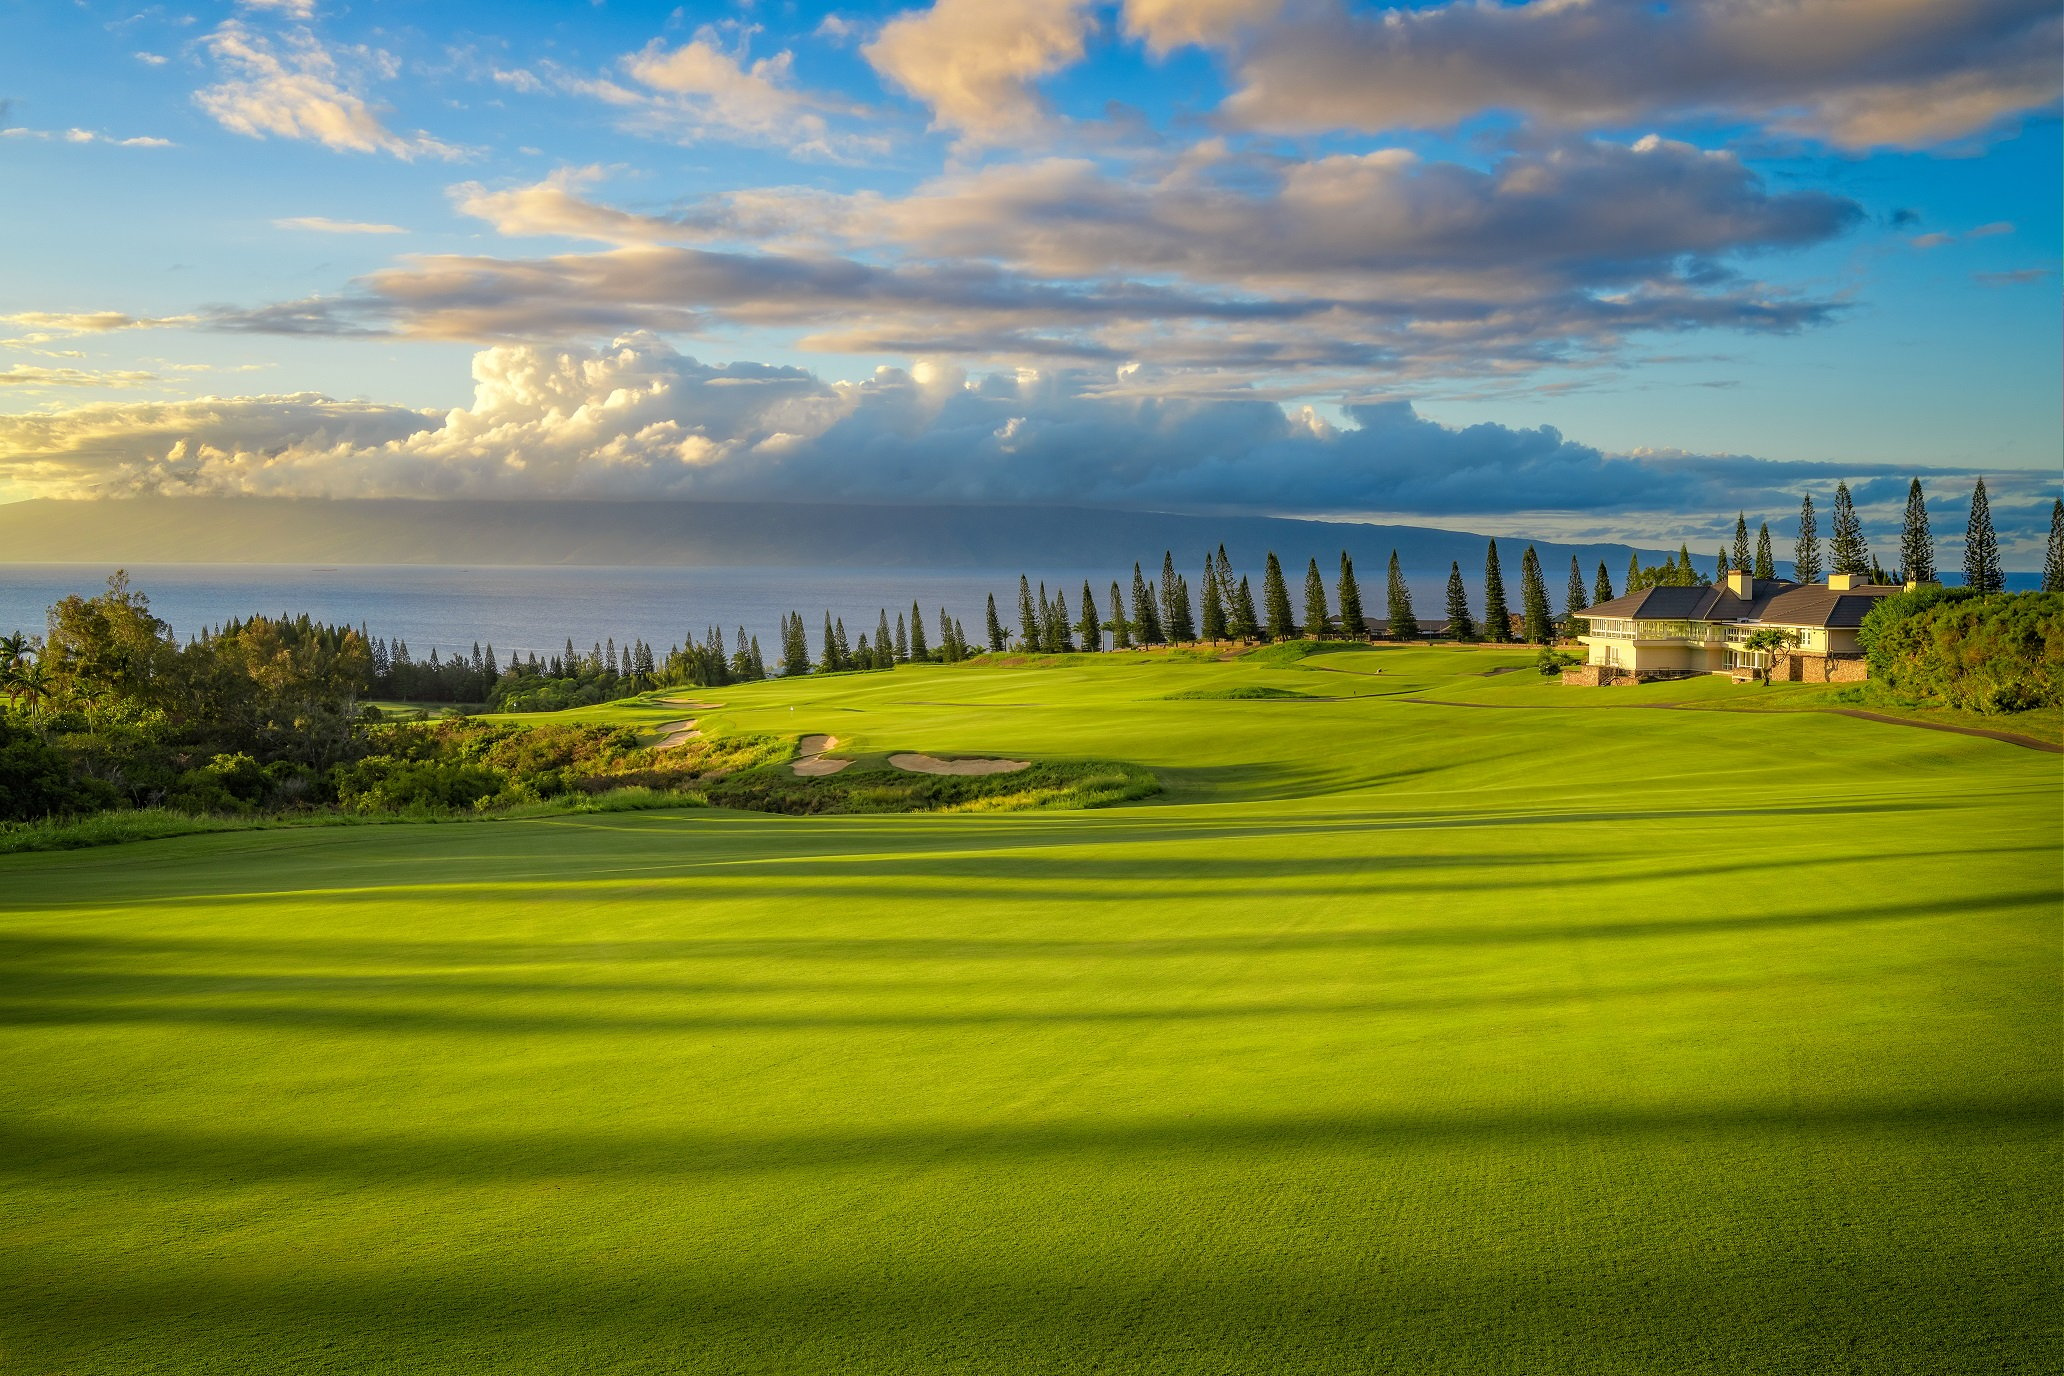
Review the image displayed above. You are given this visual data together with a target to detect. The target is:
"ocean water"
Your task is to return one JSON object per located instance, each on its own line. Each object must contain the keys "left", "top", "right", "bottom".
{"left": 0, "top": 564, "right": 1118, "bottom": 660}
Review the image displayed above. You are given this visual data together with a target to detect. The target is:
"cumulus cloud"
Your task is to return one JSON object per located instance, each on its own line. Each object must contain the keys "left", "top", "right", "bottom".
{"left": 1122, "top": 0, "right": 1284, "bottom": 55}
{"left": 8, "top": 334, "right": 2046, "bottom": 546}
{"left": 273, "top": 215, "right": 407, "bottom": 234}
{"left": 864, "top": 0, "right": 1093, "bottom": 141}
{"left": 196, "top": 20, "right": 461, "bottom": 159}
{"left": 1203, "top": 0, "right": 2060, "bottom": 150}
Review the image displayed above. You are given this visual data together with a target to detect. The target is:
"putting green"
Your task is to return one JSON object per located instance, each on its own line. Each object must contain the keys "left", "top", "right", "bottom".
{"left": 3, "top": 647, "right": 2057, "bottom": 1373}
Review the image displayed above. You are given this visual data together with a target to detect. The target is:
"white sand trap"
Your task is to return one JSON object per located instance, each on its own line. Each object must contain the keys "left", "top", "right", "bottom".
{"left": 791, "top": 735, "right": 852, "bottom": 776}
{"left": 888, "top": 753, "right": 1029, "bottom": 776}
{"left": 653, "top": 720, "right": 701, "bottom": 749}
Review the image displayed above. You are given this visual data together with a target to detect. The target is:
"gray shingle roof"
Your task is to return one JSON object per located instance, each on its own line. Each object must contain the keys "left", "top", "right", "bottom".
{"left": 1579, "top": 578, "right": 1899, "bottom": 628}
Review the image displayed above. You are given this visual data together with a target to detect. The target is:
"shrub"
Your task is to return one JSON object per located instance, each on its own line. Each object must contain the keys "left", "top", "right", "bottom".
{"left": 1861, "top": 591, "right": 2063, "bottom": 713}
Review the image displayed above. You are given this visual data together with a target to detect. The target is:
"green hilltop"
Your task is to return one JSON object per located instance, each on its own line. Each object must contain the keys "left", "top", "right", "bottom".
{"left": 2, "top": 644, "right": 2057, "bottom": 1373}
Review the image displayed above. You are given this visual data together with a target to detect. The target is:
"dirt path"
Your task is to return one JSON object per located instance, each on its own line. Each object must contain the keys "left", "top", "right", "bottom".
{"left": 888, "top": 753, "right": 1029, "bottom": 776}
{"left": 791, "top": 734, "right": 852, "bottom": 777}
{"left": 1395, "top": 696, "right": 2062, "bottom": 753}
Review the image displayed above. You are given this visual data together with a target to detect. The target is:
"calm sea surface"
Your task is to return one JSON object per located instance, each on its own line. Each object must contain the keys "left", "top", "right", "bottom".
{"left": 0, "top": 564, "right": 1116, "bottom": 660}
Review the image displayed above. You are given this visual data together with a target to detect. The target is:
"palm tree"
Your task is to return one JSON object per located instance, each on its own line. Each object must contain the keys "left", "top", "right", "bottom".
{"left": 8, "top": 660, "right": 52, "bottom": 714}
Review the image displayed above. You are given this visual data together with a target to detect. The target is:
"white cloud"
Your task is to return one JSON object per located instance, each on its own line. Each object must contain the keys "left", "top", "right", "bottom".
{"left": 273, "top": 215, "right": 408, "bottom": 234}
{"left": 0, "top": 311, "right": 197, "bottom": 335}
{"left": 0, "top": 365, "right": 162, "bottom": 389}
{"left": 1, "top": 126, "right": 173, "bottom": 147}
{"left": 864, "top": 0, "right": 1092, "bottom": 141}
{"left": 4, "top": 335, "right": 2047, "bottom": 547}
{"left": 238, "top": 0, "right": 317, "bottom": 16}
{"left": 134, "top": 51, "right": 170, "bottom": 66}
{"left": 195, "top": 20, "right": 461, "bottom": 160}
{"left": 1121, "top": 0, "right": 1283, "bottom": 55}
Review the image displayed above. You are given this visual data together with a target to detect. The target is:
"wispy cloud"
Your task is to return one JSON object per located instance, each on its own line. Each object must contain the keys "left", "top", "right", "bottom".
{"left": 272, "top": 215, "right": 408, "bottom": 234}
{"left": 0, "top": 365, "right": 162, "bottom": 389}
{"left": 195, "top": 19, "right": 461, "bottom": 160}
{"left": 1, "top": 126, "right": 173, "bottom": 147}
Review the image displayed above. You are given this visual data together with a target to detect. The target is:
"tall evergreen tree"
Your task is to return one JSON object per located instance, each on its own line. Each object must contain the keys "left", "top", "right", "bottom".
{"left": 1565, "top": 556, "right": 1589, "bottom": 633}
{"left": 1199, "top": 557, "right": 1227, "bottom": 641}
{"left": 1018, "top": 576, "right": 1039, "bottom": 649}
{"left": 1108, "top": 580, "right": 1132, "bottom": 649}
{"left": 819, "top": 613, "right": 840, "bottom": 673}
{"left": 1963, "top": 476, "right": 2002, "bottom": 592}
{"left": 1483, "top": 541, "right": 1513, "bottom": 642}
{"left": 1262, "top": 552, "right": 1296, "bottom": 639}
{"left": 1794, "top": 493, "right": 1822, "bottom": 583}
{"left": 877, "top": 609, "right": 895, "bottom": 666}
{"left": 909, "top": 600, "right": 930, "bottom": 659}
{"left": 1519, "top": 546, "right": 1554, "bottom": 643}
{"left": 1213, "top": 547, "right": 1241, "bottom": 636}
{"left": 1384, "top": 551, "right": 1418, "bottom": 639}
{"left": 1336, "top": 552, "right": 1367, "bottom": 638}
{"left": 1445, "top": 562, "right": 1476, "bottom": 642}
{"left": 895, "top": 613, "right": 909, "bottom": 663}
{"left": 1168, "top": 575, "right": 1197, "bottom": 641}
{"left": 1754, "top": 523, "right": 1776, "bottom": 580}
{"left": 1159, "top": 552, "right": 1179, "bottom": 639}
{"left": 1232, "top": 575, "right": 1260, "bottom": 642}
{"left": 782, "top": 611, "right": 811, "bottom": 676}
{"left": 939, "top": 607, "right": 960, "bottom": 661}
{"left": 1130, "top": 563, "right": 1161, "bottom": 645}
{"left": 1829, "top": 481, "right": 1871, "bottom": 576}
{"left": 985, "top": 594, "right": 1006, "bottom": 652}
{"left": 1625, "top": 551, "right": 1641, "bottom": 595}
{"left": 1044, "top": 585, "right": 1074, "bottom": 652}
{"left": 1078, "top": 582, "right": 1102, "bottom": 652}
{"left": 2043, "top": 498, "right": 2064, "bottom": 593}
{"left": 1302, "top": 558, "right": 1330, "bottom": 638}
{"left": 749, "top": 637, "right": 765, "bottom": 680}
{"left": 1594, "top": 561, "right": 1614, "bottom": 604}
{"left": 1900, "top": 478, "right": 1936, "bottom": 583}
{"left": 1731, "top": 514, "right": 1751, "bottom": 571}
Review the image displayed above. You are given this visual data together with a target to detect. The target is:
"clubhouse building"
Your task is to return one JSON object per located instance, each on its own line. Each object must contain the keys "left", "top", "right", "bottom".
{"left": 1565, "top": 569, "right": 1905, "bottom": 686}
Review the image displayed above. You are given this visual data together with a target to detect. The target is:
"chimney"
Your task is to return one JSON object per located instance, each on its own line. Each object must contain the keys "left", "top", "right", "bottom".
{"left": 1726, "top": 569, "right": 1754, "bottom": 598}
{"left": 1828, "top": 572, "right": 1862, "bottom": 591}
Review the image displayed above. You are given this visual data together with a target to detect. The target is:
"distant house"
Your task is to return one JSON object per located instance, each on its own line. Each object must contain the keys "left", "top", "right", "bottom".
{"left": 1567, "top": 570, "right": 1905, "bottom": 685}
{"left": 1366, "top": 618, "right": 1452, "bottom": 640}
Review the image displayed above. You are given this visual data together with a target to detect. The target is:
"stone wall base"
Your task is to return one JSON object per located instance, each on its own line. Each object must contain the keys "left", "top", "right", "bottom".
{"left": 1770, "top": 652, "right": 1869, "bottom": 683}
{"left": 1562, "top": 665, "right": 1706, "bottom": 687}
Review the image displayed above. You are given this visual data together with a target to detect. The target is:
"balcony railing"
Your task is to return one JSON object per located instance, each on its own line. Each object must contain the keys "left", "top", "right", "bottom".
{"left": 1585, "top": 620, "right": 1725, "bottom": 642}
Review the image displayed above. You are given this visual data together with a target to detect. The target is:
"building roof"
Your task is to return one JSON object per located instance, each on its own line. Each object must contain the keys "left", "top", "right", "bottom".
{"left": 1580, "top": 578, "right": 1900, "bottom": 629}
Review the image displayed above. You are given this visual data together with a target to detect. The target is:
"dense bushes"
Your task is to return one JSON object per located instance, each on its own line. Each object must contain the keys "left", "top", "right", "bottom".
{"left": 1860, "top": 590, "right": 2062, "bottom": 713}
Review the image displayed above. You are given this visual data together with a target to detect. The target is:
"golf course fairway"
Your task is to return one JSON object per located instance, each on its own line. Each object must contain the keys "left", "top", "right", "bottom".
{"left": 3, "top": 646, "right": 2057, "bottom": 1373}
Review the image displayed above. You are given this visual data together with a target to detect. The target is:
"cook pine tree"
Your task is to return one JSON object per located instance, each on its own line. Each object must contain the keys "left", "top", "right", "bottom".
{"left": 1754, "top": 523, "right": 1776, "bottom": 580}
{"left": 985, "top": 594, "right": 1006, "bottom": 652}
{"left": 1078, "top": 582, "right": 1102, "bottom": 652}
{"left": 1482, "top": 541, "right": 1513, "bottom": 642}
{"left": 1107, "top": 580, "right": 1132, "bottom": 648}
{"left": 1302, "top": 558, "right": 1331, "bottom": 638}
{"left": 1794, "top": 493, "right": 1822, "bottom": 583}
{"left": 1337, "top": 552, "right": 1366, "bottom": 639}
{"left": 1593, "top": 561, "right": 1614, "bottom": 604}
{"left": 1900, "top": 478, "right": 1936, "bottom": 584}
{"left": 1565, "top": 556, "right": 1589, "bottom": 634}
{"left": 2042, "top": 499, "right": 2064, "bottom": 593}
{"left": 1017, "top": 576, "right": 1039, "bottom": 650}
{"left": 1519, "top": 545, "right": 1554, "bottom": 644}
{"left": 1732, "top": 513, "right": 1751, "bottom": 572}
{"left": 1444, "top": 562, "right": 1476, "bottom": 642}
{"left": 1385, "top": 550, "right": 1418, "bottom": 639}
{"left": 908, "top": 601, "right": 929, "bottom": 660}
{"left": 1199, "top": 556, "right": 1227, "bottom": 641}
{"left": 1262, "top": 552, "right": 1296, "bottom": 640}
{"left": 1829, "top": 482, "right": 1871, "bottom": 576}
{"left": 1131, "top": 564, "right": 1164, "bottom": 645}
{"left": 1963, "top": 477, "right": 2002, "bottom": 593}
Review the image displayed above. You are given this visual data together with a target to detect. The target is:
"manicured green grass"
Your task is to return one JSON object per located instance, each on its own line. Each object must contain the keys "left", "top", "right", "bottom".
{"left": 3, "top": 646, "right": 2057, "bottom": 1373}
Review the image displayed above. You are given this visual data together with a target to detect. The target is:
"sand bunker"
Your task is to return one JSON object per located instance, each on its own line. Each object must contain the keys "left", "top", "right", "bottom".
{"left": 888, "top": 753, "right": 1030, "bottom": 776}
{"left": 791, "top": 735, "right": 852, "bottom": 777}
{"left": 653, "top": 720, "right": 701, "bottom": 749}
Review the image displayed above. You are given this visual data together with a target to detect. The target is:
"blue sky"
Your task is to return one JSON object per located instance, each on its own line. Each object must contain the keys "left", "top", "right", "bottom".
{"left": 1, "top": 0, "right": 2057, "bottom": 558}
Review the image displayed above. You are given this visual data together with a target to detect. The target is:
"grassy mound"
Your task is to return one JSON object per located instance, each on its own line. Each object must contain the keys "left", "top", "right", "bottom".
{"left": 706, "top": 759, "right": 1159, "bottom": 814}
{"left": 1162, "top": 684, "right": 1316, "bottom": 700}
